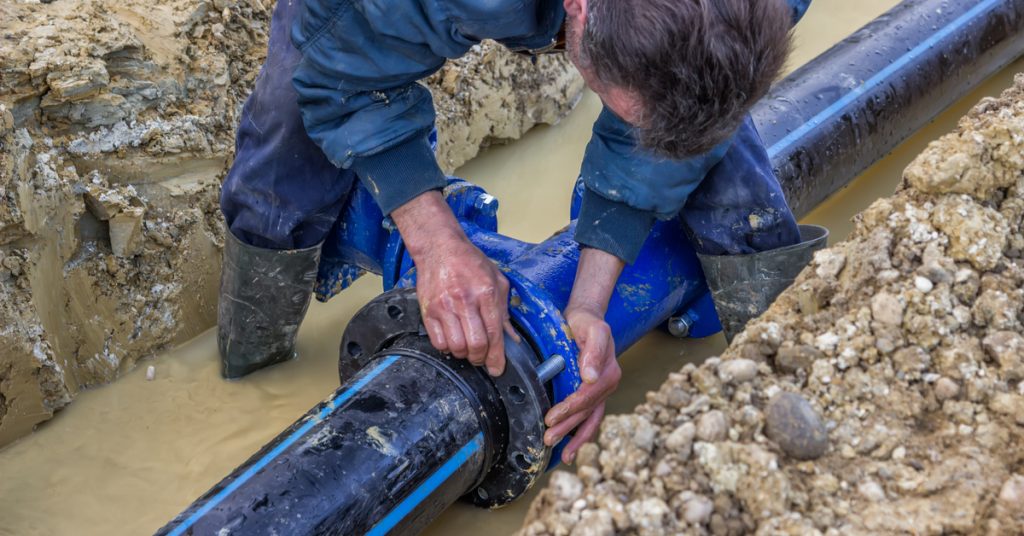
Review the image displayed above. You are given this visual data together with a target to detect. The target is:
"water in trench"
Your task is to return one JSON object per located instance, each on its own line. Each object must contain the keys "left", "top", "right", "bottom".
{"left": 1, "top": 1, "right": 1022, "bottom": 534}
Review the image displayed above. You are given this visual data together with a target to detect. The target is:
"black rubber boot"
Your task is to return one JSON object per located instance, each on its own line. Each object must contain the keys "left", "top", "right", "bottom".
{"left": 217, "top": 231, "right": 321, "bottom": 379}
{"left": 698, "top": 224, "right": 829, "bottom": 343}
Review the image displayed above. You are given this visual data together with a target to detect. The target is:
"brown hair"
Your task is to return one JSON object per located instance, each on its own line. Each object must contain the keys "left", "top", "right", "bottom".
{"left": 582, "top": 0, "right": 792, "bottom": 158}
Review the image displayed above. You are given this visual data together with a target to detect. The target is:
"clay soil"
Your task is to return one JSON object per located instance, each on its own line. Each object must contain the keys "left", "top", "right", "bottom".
{"left": 521, "top": 76, "right": 1024, "bottom": 535}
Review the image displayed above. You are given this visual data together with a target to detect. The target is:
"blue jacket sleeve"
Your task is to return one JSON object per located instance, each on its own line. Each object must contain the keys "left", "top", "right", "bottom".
{"left": 574, "top": 0, "right": 812, "bottom": 263}
{"left": 790, "top": 0, "right": 812, "bottom": 23}
{"left": 574, "top": 107, "right": 731, "bottom": 263}
{"left": 291, "top": 0, "right": 562, "bottom": 215}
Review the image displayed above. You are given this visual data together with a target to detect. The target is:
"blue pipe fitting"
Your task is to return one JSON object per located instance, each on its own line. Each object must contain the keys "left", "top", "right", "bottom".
{"left": 324, "top": 176, "right": 720, "bottom": 411}
{"left": 358, "top": 177, "right": 718, "bottom": 468}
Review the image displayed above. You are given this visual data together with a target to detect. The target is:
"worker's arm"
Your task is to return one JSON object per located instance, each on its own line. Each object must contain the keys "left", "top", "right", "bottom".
{"left": 573, "top": 0, "right": 813, "bottom": 262}
{"left": 549, "top": 0, "right": 814, "bottom": 458}
{"left": 544, "top": 247, "right": 624, "bottom": 463}
{"left": 291, "top": 0, "right": 560, "bottom": 373}
{"left": 291, "top": 0, "right": 561, "bottom": 216}
{"left": 574, "top": 106, "right": 733, "bottom": 263}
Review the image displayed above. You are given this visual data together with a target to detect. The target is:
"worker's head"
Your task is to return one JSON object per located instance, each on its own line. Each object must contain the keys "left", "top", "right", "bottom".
{"left": 564, "top": 0, "right": 792, "bottom": 158}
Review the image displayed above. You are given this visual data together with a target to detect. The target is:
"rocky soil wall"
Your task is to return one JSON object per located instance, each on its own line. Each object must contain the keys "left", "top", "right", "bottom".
{"left": 521, "top": 75, "right": 1024, "bottom": 535}
{"left": 0, "top": 0, "right": 583, "bottom": 446}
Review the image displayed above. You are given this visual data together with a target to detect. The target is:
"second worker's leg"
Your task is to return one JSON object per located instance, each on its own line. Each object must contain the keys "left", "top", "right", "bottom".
{"left": 682, "top": 117, "right": 827, "bottom": 341}
{"left": 217, "top": 0, "right": 355, "bottom": 379}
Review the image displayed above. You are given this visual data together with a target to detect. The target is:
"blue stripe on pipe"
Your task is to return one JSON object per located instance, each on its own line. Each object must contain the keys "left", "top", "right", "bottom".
{"left": 767, "top": 0, "right": 1003, "bottom": 160}
{"left": 366, "top": 432, "right": 484, "bottom": 536}
{"left": 165, "top": 354, "right": 401, "bottom": 536}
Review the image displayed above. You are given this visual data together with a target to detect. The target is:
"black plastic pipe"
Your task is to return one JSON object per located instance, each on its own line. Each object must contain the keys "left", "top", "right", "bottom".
{"left": 754, "top": 0, "right": 1024, "bottom": 218}
{"left": 157, "top": 336, "right": 509, "bottom": 536}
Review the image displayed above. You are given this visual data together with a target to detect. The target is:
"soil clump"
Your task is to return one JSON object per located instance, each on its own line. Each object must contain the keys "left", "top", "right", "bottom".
{"left": 521, "top": 75, "right": 1024, "bottom": 535}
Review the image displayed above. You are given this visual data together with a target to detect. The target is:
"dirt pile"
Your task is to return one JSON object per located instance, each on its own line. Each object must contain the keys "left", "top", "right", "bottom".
{"left": 0, "top": 0, "right": 582, "bottom": 446}
{"left": 521, "top": 75, "right": 1024, "bottom": 535}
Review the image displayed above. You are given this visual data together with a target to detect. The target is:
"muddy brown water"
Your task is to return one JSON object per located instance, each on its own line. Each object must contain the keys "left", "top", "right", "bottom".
{"left": 1, "top": 1, "right": 1022, "bottom": 534}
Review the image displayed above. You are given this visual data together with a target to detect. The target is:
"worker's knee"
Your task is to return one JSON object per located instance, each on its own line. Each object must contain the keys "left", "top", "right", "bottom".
{"left": 682, "top": 117, "right": 800, "bottom": 255}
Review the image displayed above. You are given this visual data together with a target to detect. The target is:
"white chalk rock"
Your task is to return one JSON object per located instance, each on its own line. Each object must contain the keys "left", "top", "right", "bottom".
{"left": 696, "top": 410, "right": 729, "bottom": 442}
{"left": 718, "top": 358, "right": 758, "bottom": 384}
{"left": 682, "top": 494, "right": 714, "bottom": 525}
{"left": 999, "top": 474, "right": 1024, "bottom": 513}
{"left": 665, "top": 422, "right": 696, "bottom": 456}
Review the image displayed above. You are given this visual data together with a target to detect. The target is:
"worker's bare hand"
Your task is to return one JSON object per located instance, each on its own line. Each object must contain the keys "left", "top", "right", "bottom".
{"left": 416, "top": 237, "right": 517, "bottom": 374}
{"left": 543, "top": 306, "right": 621, "bottom": 464}
{"left": 391, "top": 191, "right": 517, "bottom": 376}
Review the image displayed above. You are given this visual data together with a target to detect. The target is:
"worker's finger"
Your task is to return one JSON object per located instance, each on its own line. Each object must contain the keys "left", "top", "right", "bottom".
{"left": 543, "top": 403, "right": 591, "bottom": 446}
{"left": 424, "top": 317, "right": 447, "bottom": 352}
{"left": 458, "top": 305, "right": 489, "bottom": 366}
{"left": 561, "top": 402, "right": 605, "bottom": 464}
{"left": 481, "top": 301, "right": 506, "bottom": 377}
{"left": 439, "top": 311, "right": 468, "bottom": 358}
{"left": 544, "top": 368, "right": 620, "bottom": 427}
{"left": 578, "top": 326, "right": 610, "bottom": 384}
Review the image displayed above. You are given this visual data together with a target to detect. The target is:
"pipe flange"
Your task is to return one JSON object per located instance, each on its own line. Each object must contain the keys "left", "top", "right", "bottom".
{"left": 341, "top": 288, "right": 553, "bottom": 508}
{"left": 339, "top": 288, "right": 423, "bottom": 381}
{"left": 467, "top": 334, "right": 551, "bottom": 508}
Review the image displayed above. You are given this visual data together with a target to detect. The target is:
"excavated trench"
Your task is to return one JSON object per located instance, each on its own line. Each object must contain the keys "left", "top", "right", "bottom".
{"left": 1, "top": 0, "right": 1023, "bottom": 534}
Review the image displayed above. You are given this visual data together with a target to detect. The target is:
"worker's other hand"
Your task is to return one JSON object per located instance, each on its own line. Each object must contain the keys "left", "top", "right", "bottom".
{"left": 544, "top": 246, "right": 625, "bottom": 464}
{"left": 391, "top": 191, "right": 517, "bottom": 376}
{"left": 544, "top": 306, "right": 621, "bottom": 464}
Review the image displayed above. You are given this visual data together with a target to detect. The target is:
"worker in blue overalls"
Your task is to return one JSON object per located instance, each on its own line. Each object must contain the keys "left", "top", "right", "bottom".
{"left": 218, "top": 0, "right": 815, "bottom": 463}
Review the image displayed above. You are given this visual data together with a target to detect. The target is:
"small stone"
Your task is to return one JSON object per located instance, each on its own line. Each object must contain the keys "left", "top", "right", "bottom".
{"left": 857, "top": 479, "right": 885, "bottom": 502}
{"left": 914, "top": 276, "right": 934, "bottom": 293}
{"left": 576, "top": 443, "right": 599, "bottom": 468}
{"left": 775, "top": 345, "right": 822, "bottom": 373}
{"left": 871, "top": 292, "right": 904, "bottom": 326}
{"left": 982, "top": 331, "right": 1024, "bottom": 381}
{"left": 571, "top": 509, "right": 614, "bottom": 536}
{"left": 665, "top": 422, "right": 696, "bottom": 456}
{"left": 145, "top": 365, "right": 156, "bottom": 381}
{"left": 109, "top": 206, "right": 145, "bottom": 257}
{"left": 765, "top": 393, "right": 829, "bottom": 460}
{"left": 43, "top": 58, "right": 110, "bottom": 104}
{"left": 682, "top": 494, "right": 714, "bottom": 525}
{"left": 934, "top": 377, "right": 960, "bottom": 401}
{"left": 891, "top": 446, "right": 906, "bottom": 461}
{"left": 696, "top": 410, "right": 728, "bottom": 442}
{"left": 999, "top": 474, "right": 1024, "bottom": 513}
{"left": 814, "top": 249, "right": 846, "bottom": 280}
{"left": 626, "top": 497, "right": 670, "bottom": 532}
{"left": 989, "top": 393, "right": 1024, "bottom": 425}
{"left": 83, "top": 183, "right": 130, "bottom": 221}
{"left": 550, "top": 471, "right": 583, "bottom": 502}
{"left": 718, "top": 359, "right": 758, "bottom": 384}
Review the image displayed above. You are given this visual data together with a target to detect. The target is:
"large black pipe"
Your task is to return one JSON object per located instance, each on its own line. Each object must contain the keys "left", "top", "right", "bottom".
{"left": 755, "top": 0, "right": 1024, "bottom": 217}
{"left": 158, "top": 1, "right": 1024, "bottom": 534}
{"left": 157, "top": 336, "right": 510, "bottom": 536}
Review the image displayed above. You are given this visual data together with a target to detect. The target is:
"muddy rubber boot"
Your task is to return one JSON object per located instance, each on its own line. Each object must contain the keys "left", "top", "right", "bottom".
{"left": 217, "top": 231, "right": 321, "bottom": 379}
{"left": 698, "top": 224, "right": 829, "bottom": 343}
